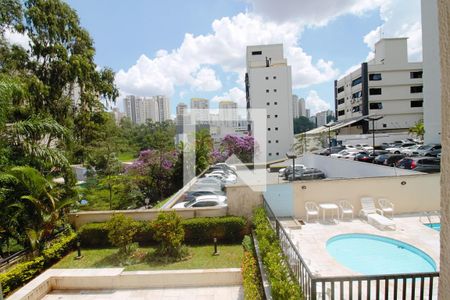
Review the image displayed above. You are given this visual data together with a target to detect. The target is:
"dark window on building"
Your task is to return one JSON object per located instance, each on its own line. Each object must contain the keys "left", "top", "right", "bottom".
{"left": 369, "top": 102, "right": 383, "bottom": 110}
{"left": 267, "top": 115, "right": 270, "bottom": 118}
{"left": 338, "top": 110, "right": 345, "bottom": 116}
{"left": 268, "top": 140, "right": 271, "bottom": 143}
{"left": 268, "top": 128, "right": 271, "bottom": 131}
{"left": 337, "top": 86, "right": 344, "bottom": 93}
{"left": 352, "top": 77, "right": 362, "bottom": 86}
{"left": 269, "top": 153, "right": 272, "bottom": 156}
{"left": 352, "top": 106, "right": 361, "bottom": 113}
{"left": 273, "top": 89, "right": 277, "bottom": 92}
{"left": 276, "top": 140, "right": 279, "bottom": 143}
{"left": 276, "top": 152, "right": 279, "bottom": 156}
{"left": 337, "top": 98, "right": 345, "bottom": 105}
{"left": 352, "top": 91, "right": 362, "bottom": 99}
{"left": 369, "top": 73, "right": 382, "bottom": 81}
{"left": 274, "top": 102, "right": 278, "bottom": 105}
{"left": 273, "top": 76, "right": 277, "bottom": 79}
{"left": 383, "top": 124, "right": 387, "bottom": 128}
{"left": 265, "top": 76, "right": 269, "bottom": 80}
{"left": 266, "top": 102, "right": 270, "bottom": 106}
{"left": 411, "top": 100, "right": 423, "bottom": 107}
{"left": 275, "top": 114, "right": 278, "bottom": 118}
{"left": 410, "top": 71, "right": 423, "bottom": 79}
{"left": 369, "top": 88, "right": 382, "bottom": 95}
{"left": 266, "top": 89, "right": 269, "bottom": 93}
{"left": 275, "top": 127, "right": 278, "bottom": 131}
{"left": 410, "top": 86, "right": 423, "bottom": 93}
{"left": 252, "top": 51, "right": 262, "bottom": 55}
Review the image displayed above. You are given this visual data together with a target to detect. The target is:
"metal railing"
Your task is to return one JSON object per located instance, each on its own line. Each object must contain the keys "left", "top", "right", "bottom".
{"left": 262, "top": 198, "right": 440, "bottom": 300}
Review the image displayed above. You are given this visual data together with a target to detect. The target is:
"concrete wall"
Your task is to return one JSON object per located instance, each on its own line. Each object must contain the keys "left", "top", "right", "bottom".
{"left": 291, "top": 174, "right": 440, "bottom": 219}
{"left": 297, "top": 153, "right": 421, "bottom": 178}
{"left": 263, "top": 183, "right": 294, "bottom": 217}
{"left": 68, "top": 207, "right": 227, "bottom": 229}
{"left": 439, "top": 0, "right": 450, "bottom": 298}
{"left": 226, "top": 184, "right": 263, "bottom": 219}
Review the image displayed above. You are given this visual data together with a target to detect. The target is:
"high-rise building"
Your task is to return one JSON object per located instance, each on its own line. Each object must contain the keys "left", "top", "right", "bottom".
{"left": 246, "top": 44, "right": 294, "bottom": 161}
{"left": 334, "top": 38, "right": 423, "bottom": 133}
{"left": 176, "top": 102, "right": 188, "bottom": 126}
{"left": 306, "top": 109, "right": 310, "bottom": 118}
{"left": 292, "top": 95, "right": 299, "bottom": 119}
{"left": 191, "top": 98, "right": 209, "bottom": 124}
{"left": 124, "top": 95, "right": 171, "bottom": 124}
{"left": 315, "top": 110, "right": 328, "bottom": 127}
{"left": 219, "top": 100, "right": 238, "bottom": 127}
{"left": 299, "top": 97, "right": 306, "bottom": 117}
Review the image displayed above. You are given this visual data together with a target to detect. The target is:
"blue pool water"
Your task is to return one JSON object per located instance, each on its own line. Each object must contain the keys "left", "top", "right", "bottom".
{"left": 425, "top": 223, "right": 441, "bottom": 232}
{"left": 327, "top": 234, "right": 436, "bottom": 275}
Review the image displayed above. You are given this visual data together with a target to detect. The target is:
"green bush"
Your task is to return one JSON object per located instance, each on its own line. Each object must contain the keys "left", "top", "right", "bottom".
{"left": 241, "top": 235, "right": 264, "bottom": 300}
{"left": 151, "top": 212, "right": 186, "bottom": 258}
{"left": 106, "top": 214, "right": 139, "bottom": 255}
{"left": 77, "top": 216, "right": 248, "bottom": 247}
{"left": 0, "top": 231, "right": 77, "bottom": 296}
{"left": 253, "top": 207, "right": 302, "bottom": 300}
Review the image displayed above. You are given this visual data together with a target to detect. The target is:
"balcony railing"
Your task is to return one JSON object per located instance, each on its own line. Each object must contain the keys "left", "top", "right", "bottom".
{"left": 262, "top": 198, "right": 440, "bottom": 300}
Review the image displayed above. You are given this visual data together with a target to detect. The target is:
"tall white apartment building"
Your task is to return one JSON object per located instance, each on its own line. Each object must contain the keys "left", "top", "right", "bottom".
{"left": 219, "top": 100, "right": 238, "bottom": 127}
{"left": 334, "top": 38, "right": 423, "bottom": 133}
{"left": 292, "top": 95, "right": 307, "bottom": 118}
{"left": 124, "top": 95, "right": 171, "bottom": 124}
{"left": 176, "top": 102, "right": 188, "bottom": 126}
{"left": 191, "top": 98, "right": 209, "bottom": 124}
{"left": 246, "top": 44, "right": 294, "bottom": 161}
{"left": 316, "top": 110, "right": 328, "bottom": 127}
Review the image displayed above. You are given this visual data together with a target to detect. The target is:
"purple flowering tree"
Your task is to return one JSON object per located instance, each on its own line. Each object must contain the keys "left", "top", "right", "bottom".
{"left": 126, "top": 149, "right": 179, "bottom": 203}
{"left": 214, "top": 134, "right": 257, "bottom": 163}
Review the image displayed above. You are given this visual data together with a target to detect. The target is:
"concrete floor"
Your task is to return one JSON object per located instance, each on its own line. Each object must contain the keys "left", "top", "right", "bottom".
{"left": 42, "top": 286, "right": 244, "bottom": 300}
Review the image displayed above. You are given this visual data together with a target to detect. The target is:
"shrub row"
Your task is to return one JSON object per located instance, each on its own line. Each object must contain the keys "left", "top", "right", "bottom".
{"left": 0, "top": 231, "right": 77, "bottom": 296}
{"left": 241, "top": 235, "right": 264, "bottom": 300}
{"left": 78, "top": 216, "right": 248, "bottom": 248}
{"left": 253, "top": 207, "right": 302, "bottom": 300}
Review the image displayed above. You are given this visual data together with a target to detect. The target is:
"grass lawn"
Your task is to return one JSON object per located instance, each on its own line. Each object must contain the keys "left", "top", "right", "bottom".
{"left": 117, "top": 152, "right": 136, "bottom": 162}
{"left": 53, "top": 245, "right": 243, "bottom": 271}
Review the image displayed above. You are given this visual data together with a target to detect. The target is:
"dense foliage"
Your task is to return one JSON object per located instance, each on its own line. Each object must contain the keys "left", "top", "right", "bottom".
{"left": 151, "top": 212, "right": 186, "bottom": 259}
{"left": 213, "top": 134, "right": 257, "bottom": 164}
{"left": 253, "top": 207, "right": 302, "bottom": 300}
{"left": 293, "top": 116, "right": 316, "bottom": 134}
{"left": 241, "top": 235, "right": 264, "bottom": 300}
{"left": 106, "top": 214, "right": 139, "bottom": 255}
{"left": 77, "top": 216, "right": 249, "bottom": 248}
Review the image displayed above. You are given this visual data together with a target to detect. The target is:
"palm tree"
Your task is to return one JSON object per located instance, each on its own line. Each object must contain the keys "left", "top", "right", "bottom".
{"left": 409, "top": 120, "right": 425, "bottom": 141}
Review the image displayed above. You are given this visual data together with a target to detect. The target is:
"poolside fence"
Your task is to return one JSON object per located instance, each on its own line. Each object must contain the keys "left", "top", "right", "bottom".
{"left": 262, "top": 198, "right": 440, "bottom": 300}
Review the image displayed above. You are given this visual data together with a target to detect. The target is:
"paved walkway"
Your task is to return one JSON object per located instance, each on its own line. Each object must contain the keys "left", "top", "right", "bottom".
{"left": 43, "top": 286, "right": 244, "bottom": 300}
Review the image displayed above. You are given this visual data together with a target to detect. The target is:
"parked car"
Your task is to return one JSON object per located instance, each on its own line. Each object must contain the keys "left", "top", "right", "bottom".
{"left": 379, "top": 143, "right": 392, "bottom": 150}
{"left": 354, "top": 150, "right": 389, "bottom": 163}
{"left": 283, "top": 164, "right": 306, "bottom": 179}
{"left": 400, "top": 144, "right": 421, "bottom": 156}
{"left": 183, "top": 190, "right": 225, "bottom": 202}
{"left": 385, "top": 142, "right": 417, "bottom": 154}
{"left": 317, "top": 146, "right": 345, "bottom": 156}
{"left": 415, "top": 144, "right": 441, "bottom": 157}
{"left": 287, "top": 168, "right": 326, "bottom": 181}
{"left": 172, "top": 195, "right": 227, "bottom": 209}
{"left": 396, "top": 157, "right": 441, "bottom": 173}
{"left": 373, "top": 154, "right": 406, "bottom": 166}
{"left": 330, "top": 149, "right": 359, "bottom": 159}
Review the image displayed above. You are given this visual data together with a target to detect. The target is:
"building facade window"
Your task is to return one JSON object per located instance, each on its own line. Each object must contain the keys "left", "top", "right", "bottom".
{"left": 369, "top": 88, "right": 382, "bottom": 95}
{"left": 265, "top": 76, "right": 269, "bottom": 80}
{"left": 274, "top": 101, "right": 278, "bottom": 105}
{"left": 352, "top": 77, "right": 362, "bottom": 86}
{"left": 268, "top": 128, "right": 271, "bottom": 131}
{"left": 252, "top": 51, "right": 262, "bottom": 55}
{"left": 337, "top": 98, "right": 345, "bottom": 105}
{"left": 369, "top": 73, "right": 382, "bottom": 81}
{"left": 369, "top": 102, "right": 383, "bottom": 110}
{"left": 266, "top": 89, "right": 269, "bottom": 93}
{"left": 273, "top": 76, "right": 277, "bottom": 79}
{"left": 273, "top": 89, "right": 277, "bottom": 92}
{"left": 410, "top": 100, "right": 423, "bottom": 107}
{"left": 275, "top": 127, "right": 278, "bottom": 131}
{"left": 410, "top": 86, "right": 423, "bottom": 93}
{"left": 266, "top": 102, "right": 270, "bottom": 105}
{"left": 338, "top": 110, "right": 345, "bottom": 116}
{"left": 268, "top": 140, "right": 271, "bottom": 143}
{"left": 275, "top": 140, "right": 279, "bottom": 143}
{"left": 352, "top": 91, "right": 362, "bottom": 99}
{"left": 410, "top": 71, "right": 423, "bottom": 79}
{"left": 352, "top": 106, "right": 361, "bottom": 113}
{"left": 267, "top": 115, "right": 270, "bottom": 118}
{"left": 337, "top": 86, "right": 344, "bottom": 93}
{"left": 275, "top": 114, "right": 278, "bottom": 118}
{"left": 276, "top": 152, "right": 279, "bottom": 156}
{"left": 269, "top": 153, "right": 272, "bottom": 156}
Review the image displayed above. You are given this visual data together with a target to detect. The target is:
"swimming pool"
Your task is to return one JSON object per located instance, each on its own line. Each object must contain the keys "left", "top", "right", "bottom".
{"left": 425, "top": 223, "right": 441, "bottom": 231}
{"left": 327, "top": 234, "right": 436, "bottom": 275}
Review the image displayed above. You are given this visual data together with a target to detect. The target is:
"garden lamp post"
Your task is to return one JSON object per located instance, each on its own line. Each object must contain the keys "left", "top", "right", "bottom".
{"left": 323, "top": 122, "right": 334, "bottom": 154}
{"left": 364, "top": 115, "right": 384, "bottom": 155}
{"left": 144, "top": 198, "right": 150, "bottom": 209}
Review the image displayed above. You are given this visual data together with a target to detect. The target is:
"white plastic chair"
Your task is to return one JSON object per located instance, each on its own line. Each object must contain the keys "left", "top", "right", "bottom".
{"left": 359, "top": 197, "right": 383, "bottom": 219}
{"left": 378, "top": 198, "right": 394, "bottom": 219}
{"left": 338, "top": 200, "right": 354, "bottom": 220}
{"left": 305, "top": 202, "right": 319, "bottom": 222}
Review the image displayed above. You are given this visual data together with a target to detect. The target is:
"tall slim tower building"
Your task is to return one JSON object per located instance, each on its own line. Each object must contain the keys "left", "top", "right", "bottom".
{"left": 191, "top": 98, "right": 209, "bottom": 124}
{"left": 292, "top": 95, "right": 299, "bottom": 119}
{"left": 299, "top": 97, "right": 306, "bottom": 117}
{"left": 155, "top": 95, "right": 170, "bottom": 122}
{"left": 246, "top": 44, "right": 294, "bottom": 161}
{"left": 176, "top": 102, "right": 188, "bottom": 126}
{"left": 219, "top": 100, "right": 238, "bottom": 127}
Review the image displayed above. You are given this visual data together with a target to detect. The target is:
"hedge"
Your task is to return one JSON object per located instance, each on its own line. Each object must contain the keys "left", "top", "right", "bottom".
{"left": 78, "top": 216, "right": 248, "bottom": 247}
{"left": 253, "top": 207, "right": 302, "bottom": 300}
{"left": 241, "top": 235, "right": 264, "bottom": 300}
{"left": 0, "top": 231, "right": 77, "bottom": 297}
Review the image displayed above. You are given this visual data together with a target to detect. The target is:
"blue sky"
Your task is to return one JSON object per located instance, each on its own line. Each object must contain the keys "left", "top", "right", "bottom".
{"left": 63, "top": 0, "right": 422, "bottom": 117}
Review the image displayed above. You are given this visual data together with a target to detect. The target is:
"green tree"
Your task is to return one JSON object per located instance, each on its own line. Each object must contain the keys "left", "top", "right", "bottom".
{"left": 409, "top": 120, "right": 425, "bottom": 140}
{"left": 151, "top": 212, "right": 186, "bottom": 259}
{"left": 106, "top": 214, "right": 138, "bottom": 256}
{"left": 195, "top": 128, "right": 213, "bottom": 175}
{"left": 293, "top": 116, "right": 316, "bottom": 134}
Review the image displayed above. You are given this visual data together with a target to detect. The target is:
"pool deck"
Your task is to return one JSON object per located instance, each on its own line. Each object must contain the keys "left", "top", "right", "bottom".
{"left": 284, "top": 214, "right": 440, "bottom": 278}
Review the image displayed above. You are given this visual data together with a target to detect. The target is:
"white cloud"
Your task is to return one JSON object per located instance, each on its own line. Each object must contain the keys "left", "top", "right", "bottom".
{"left": 211, "top": 87, "right": 246, "bottom": 108}
{"left": 245, "top": 0, "right": 390, "bottom": 25}
{"left": 4, "top": 28, "right": 30, "bottom": 50}
{"left": 116, "top": 13, "right": 339, "bottom": 97}
{"left": 305, "top": 90, "right": 330, "bottom": 115}
{"left": 363, "top": 0, "right": 422, "bottom": 61}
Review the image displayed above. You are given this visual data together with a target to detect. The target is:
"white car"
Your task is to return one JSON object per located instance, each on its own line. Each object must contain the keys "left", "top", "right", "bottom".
{"left": 172, "top": 195, "right": 227, "bottom": 209}
{"left": 205, "top": 172, "right": 237, "bottom": 184}
{"left": 330, "top": 149, "right": 359, "bottom": 158}
{"left": 400, "top": 144, "right": 421, "bottom": 156}
{"left": 278, "top": 168, "right": 286, "bottom": 177}
{"left": 386, "top": 142, "right": 417, "bottom": 154}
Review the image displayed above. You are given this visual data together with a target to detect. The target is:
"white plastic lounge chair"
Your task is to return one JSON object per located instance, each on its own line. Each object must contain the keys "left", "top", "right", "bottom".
{"left": 338, "top": 200, "right": 354, "bottom": 219}
{"left": 378, "top": 198, "right": 394, "bottom": 219}
{"left": 305, "top": 202, "right": 319, "bottom": 222}
{"left": 367, "top": 213, "right": 396, "bottom": 230}
{"left": 359, "top": 197, "right": 383, "bottom": 219}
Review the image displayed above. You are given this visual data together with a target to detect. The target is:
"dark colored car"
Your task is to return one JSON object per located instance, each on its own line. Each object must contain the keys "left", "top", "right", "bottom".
{"left": 288, "top": 168, "right": 326, "bottom": 181}
{"left": 396, "top": 157, "right": 441, "bottom": 173}
{"left": 354, "top": 150, "right": 389, "bottom": 163}
{"left": 373, "top": 154, "right": 405, "bottom": 166}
